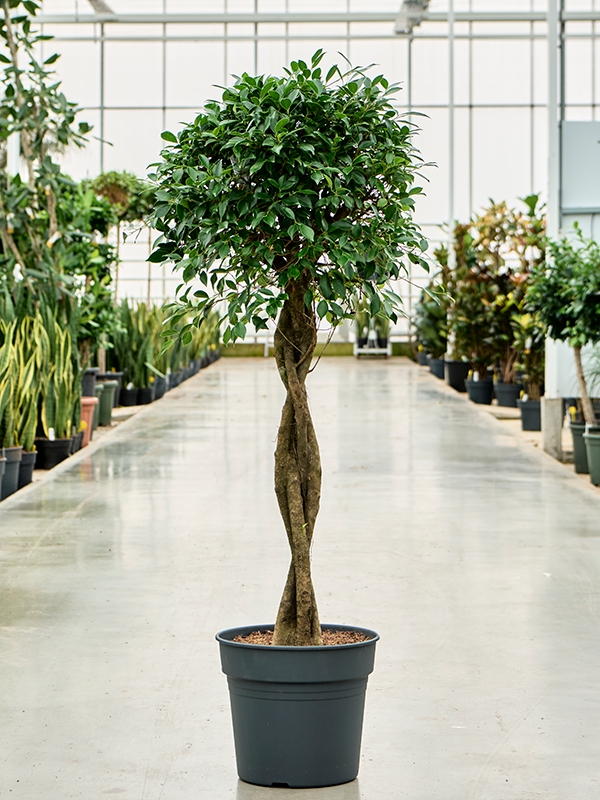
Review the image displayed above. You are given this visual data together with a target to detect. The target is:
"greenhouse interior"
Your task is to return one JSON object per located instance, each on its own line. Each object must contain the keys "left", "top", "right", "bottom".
{"left": 3, "top": 0, "right": 600, "bottom": 797}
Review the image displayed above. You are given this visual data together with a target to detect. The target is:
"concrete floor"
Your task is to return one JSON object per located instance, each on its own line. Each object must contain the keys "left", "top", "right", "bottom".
{"left": 2, "top": 357, "right": 600, "bottom": 800}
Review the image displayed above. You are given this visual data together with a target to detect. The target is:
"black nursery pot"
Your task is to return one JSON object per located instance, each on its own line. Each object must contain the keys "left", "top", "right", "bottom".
{"left": 17, "top": 450, "right": 37, "bottom": 490}
{"left": 119, "top": 387, "right": 139, "bottom": 406}
{"left": 494, "top": 383, "right": 522, "bottom": 408}
{"left": 138, "top": 386, "right": 153, "bottom": 405}
{"left": 444, "top": 359, "right": 470, "bottom": 393}
{"left": 465, "top": 378, "right": 494, "bottom": 405}
{"left": 1, "top": 446, "right": 23, "bottom": 500}
{"left": 417, "top": 351, "right": 428, "bottom": 366}
{"left": 217, "top": 624, "right": 379, "bottom": 789}
{"left": 517, "top": 399, "right": 541, "bottom": 431}
{"left": 428, "top": 357, "right": 445, "bottom": 380}
{"left": 34, "top": 438, "right": 72, "bottom": 470}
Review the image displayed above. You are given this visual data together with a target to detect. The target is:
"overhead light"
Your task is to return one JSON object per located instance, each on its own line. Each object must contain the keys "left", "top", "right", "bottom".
{"left": 394, "top": 0, "right": 430, "bottom": 35}
{"left": 87, "top": 0, "right": 115, "bottom": 14}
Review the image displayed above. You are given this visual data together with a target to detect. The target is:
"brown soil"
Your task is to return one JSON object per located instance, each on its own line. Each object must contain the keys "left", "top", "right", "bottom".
{"left": 232, "top": 629, "right": 371, "bottom": 646}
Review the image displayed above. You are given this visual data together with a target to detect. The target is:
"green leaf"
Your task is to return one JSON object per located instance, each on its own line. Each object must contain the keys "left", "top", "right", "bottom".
{"left": 161, "top": 130, "right": 178, "bottom": 143}
{"left": 299, "top": 224, "right": 314, "bottom": 242}
{"left": 317, "top": 300, "right": 328, "bottom": 319}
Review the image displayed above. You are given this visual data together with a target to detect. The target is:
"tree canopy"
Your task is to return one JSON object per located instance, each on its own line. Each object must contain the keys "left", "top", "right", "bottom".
{"left": 148, "top": 50, "right": 429, "bottom": 348}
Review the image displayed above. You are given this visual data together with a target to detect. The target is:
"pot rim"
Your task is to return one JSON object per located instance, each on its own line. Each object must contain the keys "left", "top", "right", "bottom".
{"left": 216, "top": 623, "right": 379, "bottom": 651}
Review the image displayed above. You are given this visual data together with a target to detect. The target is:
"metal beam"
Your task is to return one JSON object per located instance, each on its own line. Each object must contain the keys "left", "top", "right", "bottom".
{"left": 33, "top": 11, "right": 600, "bottom": 25}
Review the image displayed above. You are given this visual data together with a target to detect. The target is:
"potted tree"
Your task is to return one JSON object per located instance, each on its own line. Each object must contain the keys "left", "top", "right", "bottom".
{"left": 149, "top": 52, "right": 428, "bottom": 787}
{"left": 527, "top": 227, "right": 600, "bottom": 450}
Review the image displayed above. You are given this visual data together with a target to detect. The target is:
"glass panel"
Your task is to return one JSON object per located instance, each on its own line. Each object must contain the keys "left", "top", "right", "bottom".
{"left": 532, "top": 105, "right": 548, "bottom": 201}
{"left": 411, "top": 107, "right": 448, "bottom": 226}
{"left": 166, "top": 41, "right": 225, "bottom": 108}
{"left": 471, "top": 107, "right": 531, "bottom": 212}
{"left": 288, "top": 22, "right": 347, "bottom": 36}
{"left": 227, "top": 39, "right": 255, "bottom": 82}
{"left": 57, "top": 109, "right": 101, "bottom": 180}
{"left": 257, "top": 22, "right": 286, "bottom": 37}
{"left": 471, "top": 40, "right": 530, "bottom": 106}
{"left": 453, "top": 106, "right": 471, "bottom": 222}
{"left": 103, "top": 109, "right": 164, "bottom": 175}
{"left": 104, "top": 41, "right": 163, "bottom": 107}
{"left": 166, "top": 0, "right": 225, "bottom": 9}
{"left": 566, "top": 38, "right": 592, "bottom": 106}
{"left": 410, "top": 39, "right": 448, "bottom": 107}
{"left": 565, "top": 105, "right": 593, "bottom": 120}
{"left": 50, "top": 40, "right": 101, "bottom": 109}
{"left": 257, "top": 40, "right": 287, "bottom": 75}
{"left": 104, "top": 24, "right": 163, "bottom": 39}
{"left": 533, "top": 38, "right": 548, "bottom": 107}
{"left": 453, "top": 39, "right": 470, "bottom": 107}
{"left": 348, "top": 39, "right": 408, "bottom": 96}
{"left": 166, "top": 23, "right": 225, "bottom": 37}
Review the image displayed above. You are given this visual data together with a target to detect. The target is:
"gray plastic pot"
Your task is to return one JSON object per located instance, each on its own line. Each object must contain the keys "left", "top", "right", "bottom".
{"left": 1, "top": 446, "right": 23, "bottom": 500}
{"left": 584, "top": 432, "right": 600, "bottom": 485}
{"left": 428, "top": 357, "right": 445, "bottom": 380}
{"left": 517, "top": 399, "right": 541, "bottom": 431}
{"left": 217, "top": 623, "right": 379, "bottom": 788}
{"left": 465, "top": 378, "right": 493, "bottom": 405}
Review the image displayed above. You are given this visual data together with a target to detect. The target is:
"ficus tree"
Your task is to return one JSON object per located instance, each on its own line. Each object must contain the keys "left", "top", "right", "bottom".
{"left": 527, "top": 226, "right": 600, "bottom": 425}
{"left": 149, "top": 51, "right": 428, "bottom": 646}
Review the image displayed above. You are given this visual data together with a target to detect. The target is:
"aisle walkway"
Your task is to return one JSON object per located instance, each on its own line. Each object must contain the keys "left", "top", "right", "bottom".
{"left": 2, "top": 358, "right": 600, "bottom": 800}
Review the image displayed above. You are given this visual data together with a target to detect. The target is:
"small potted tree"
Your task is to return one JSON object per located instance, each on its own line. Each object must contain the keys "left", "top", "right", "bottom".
{"left": 149, "top": 52, "right": 428, "bottom": 787}
{"left": 527, "top": 227, "right": 600, "bottom": 452}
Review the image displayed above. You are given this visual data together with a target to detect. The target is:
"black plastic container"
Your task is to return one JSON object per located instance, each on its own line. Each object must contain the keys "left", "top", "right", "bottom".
{"left": 494, "top": 383, "right": 522, "bottom": 408}
{"left": 119, "top": 387, "right": 139, "bottom": 406}
{"left": 17, "top": 450, "right": 37, "bottom": 489}
{"left": 82, "top": 367, "right": 99, "bottom": 397}
{"left": 444, "top": 360, "right": 470, "bottom": 392}
{"left": 153, "top": 376, "right": 167, "bottom": 400}
{"left": 217, "top": 623, "right": 378, "bottom": 789}
{"left": 0, "top": 456, "right": 5, "bottom": 493}
{"left": 138, "top": 386, "right": 153, "bottom": 405}
{"left": 465, "top": 378, "right": 494, "bottom": 405}
{"left": 1, "top": 446, "right": 22, "bottom": 500}
{"left": 517, "top": 399, "right": 541, "bottom": 431}
{"left": 34, "top": 438, "right": 72, "bottom": 470}
{"left": 428, "top": 357, "right": 445, "bottom": 380}
{"left": 417, "top": 351, "right": 428, "bottom": 366}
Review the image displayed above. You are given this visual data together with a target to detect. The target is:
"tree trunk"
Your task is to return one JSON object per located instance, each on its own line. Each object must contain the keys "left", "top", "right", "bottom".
{"left": 573, "top": 345, "right": 597, "bottom": 425}
{"left": 272, "top": 273, "right": 322, "bottom": 647}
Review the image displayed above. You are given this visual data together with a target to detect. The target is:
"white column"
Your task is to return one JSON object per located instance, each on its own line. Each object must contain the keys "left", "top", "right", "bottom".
{"left": 543, "top": 0, "right": 564, "bottom": 460}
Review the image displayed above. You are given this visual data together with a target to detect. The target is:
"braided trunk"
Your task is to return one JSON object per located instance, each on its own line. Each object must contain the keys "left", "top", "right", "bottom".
{"left": 273, "top": 273, "right": 322, "bottom": 646}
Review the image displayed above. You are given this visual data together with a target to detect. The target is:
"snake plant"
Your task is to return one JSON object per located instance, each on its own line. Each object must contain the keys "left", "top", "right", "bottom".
{"left": 40, "top": 321, "right": 77, "bottom": 440}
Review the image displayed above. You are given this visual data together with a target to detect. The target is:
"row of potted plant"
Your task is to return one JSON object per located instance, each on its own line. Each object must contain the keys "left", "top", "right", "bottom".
{"left": 415, "top": 196, "right": 547, "bottom": 430}
{"left": 103, "top": 300, "right": 221, "bottom": 405}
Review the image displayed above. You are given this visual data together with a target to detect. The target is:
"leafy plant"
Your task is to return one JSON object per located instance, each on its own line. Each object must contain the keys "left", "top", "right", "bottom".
{"left": 511, "top": 312, "right": 546, "bottom": 401}
{"left": 39, "top": 319, "right": 76, "bottom": 440}
{"left": 413, "top": 279, "right": 447, "bottom": 359}
{"left": 527, "top": 226, "right": 600, "bottom": 424}
{"left": 149, "top": 52, "right": 427, "bottom": 646}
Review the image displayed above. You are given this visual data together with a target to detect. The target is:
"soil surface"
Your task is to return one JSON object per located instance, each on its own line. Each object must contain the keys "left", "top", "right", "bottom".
{"left": 232, "top": 629, "right": 371, "bottom": 646}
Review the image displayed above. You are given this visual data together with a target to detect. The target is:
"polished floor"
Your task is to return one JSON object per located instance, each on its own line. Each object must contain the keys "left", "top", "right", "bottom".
{"left": 2, "top": 357, "right": 600, "bottom": 800}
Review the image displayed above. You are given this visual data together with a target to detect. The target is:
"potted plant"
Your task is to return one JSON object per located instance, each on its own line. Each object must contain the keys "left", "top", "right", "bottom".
{"left": 35, "top": 320, "right": 78, "bottom": 470}
{"left": 528, "top": 227, "right": 600, "bottom": 449}
{"left": 149, "top": 52, "right": 427, "bottom": 787}
{"left": 413, "top": 279, "right": 447, "bottom": 380}
{"left": 511, "top": 312, "right": 546, "bottom": 431}
{"left": 0, "top": 324, "right": 23, "bottom": 500}
{"left": 13, "top": 317, "right": 43, "bottom": 488}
